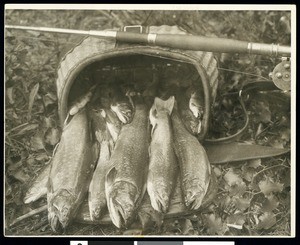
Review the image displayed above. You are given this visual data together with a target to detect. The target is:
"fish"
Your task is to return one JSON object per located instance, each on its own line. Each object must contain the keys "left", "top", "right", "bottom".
{"left": 104, "top": 109, "right": 122, "bottom": 143}
{"left": 88, "top": 108, "right": 114, "bottom": 220}
{"left": 105, "top": 95, "right": 150, "bottom": 228}
{"left": 110, "top": 92, "right": 133, "bottom": 124}
{"left": 69, "top": 85, "right": 97, "bottom": 116}
{"left": 47, "top": 108, "right": 97, "bottom": 233}
{"left": 24, "top": 163, "right": 51, "bottom": 204}
{"left": 107, "top": 84, "right": 134, "bottom": 124}
{"left": 176, "top": 89, "right": 202, "bottom": 135}
{"left": 189, "top": 90, "right": 204, "bottom": 120}
{"left": 171, "top": 100, "right": 211, "bottom": 210}
{"left": 147, "top": 96, "right": 177, "bottom": 213}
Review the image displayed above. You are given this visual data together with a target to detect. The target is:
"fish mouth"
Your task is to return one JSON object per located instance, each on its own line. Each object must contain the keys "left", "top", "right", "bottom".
{"left": 107, "top": 182, "right": 138, "bottom": 228}
{"left": 149, "top": 191, "right": 169, "bottom": 213}
{"left": 189, "top": 120, "right": 202, "bottom": 135}
{"left": 89, "top": 200, "right": 106, "bottom": 221}
{"left": 111, "top": 103, "right": 133, "bottom": 124}
{"left": 147, "top": 182, "right": 170, "bottom": 213}
{"left": 185, "top": 190, "right": 206, "bottom": 210}
{"left": 108, "top": 195, "right": 135, "bottom": 228}
{"left": 48, "top": 190, "right": 75, "bottom": 232}
{"left": 49, "top": 212, "right": 65, "bottom": 234}
{"left": 90, "top": 206, "right": 101, "bottom": 221}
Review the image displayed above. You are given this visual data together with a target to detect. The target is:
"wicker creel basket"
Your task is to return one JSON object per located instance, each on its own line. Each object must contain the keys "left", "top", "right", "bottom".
{"left": 56, "top": 25, "right": 218, "bottom": 141}
{"left": 55, "top": 25, "right": 219, "bottom": 225}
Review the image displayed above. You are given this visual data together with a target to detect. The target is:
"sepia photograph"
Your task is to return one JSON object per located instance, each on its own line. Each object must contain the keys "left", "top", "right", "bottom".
{"left": 4, "top": 4, "right": 295, "bottom": 237}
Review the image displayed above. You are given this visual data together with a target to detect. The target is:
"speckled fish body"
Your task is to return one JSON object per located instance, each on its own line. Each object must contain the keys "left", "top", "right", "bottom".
{"left": 88, "top": 109, "right": 114, "bottom": 220}
{"left": 171, "top": 102, "right": 211, "bottom": 210}
{"left": 47, "top": 108, "right": 97, "bottom": 233}
{"left": 105, "top": 99, "right": 149, "bottom": 228}
{"left": 147, "top": 96, "right": 177, "bottom": 213}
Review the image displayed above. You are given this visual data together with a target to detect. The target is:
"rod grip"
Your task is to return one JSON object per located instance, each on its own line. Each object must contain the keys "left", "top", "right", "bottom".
{"left": 155, "top": 34, "right": 249, "bottom": 53}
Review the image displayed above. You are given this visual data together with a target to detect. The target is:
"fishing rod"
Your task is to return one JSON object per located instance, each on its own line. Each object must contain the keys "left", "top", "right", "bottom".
{"left": 5, "top": 24, "right": 291, "bottom": 91}
{"left": 5, "top": 24, "right": 291, "bottom": 57}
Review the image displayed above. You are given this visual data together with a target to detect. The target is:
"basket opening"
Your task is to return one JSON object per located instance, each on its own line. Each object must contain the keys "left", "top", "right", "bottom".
{"left": 67, "top": 53, "right": 205, "bottom": 111}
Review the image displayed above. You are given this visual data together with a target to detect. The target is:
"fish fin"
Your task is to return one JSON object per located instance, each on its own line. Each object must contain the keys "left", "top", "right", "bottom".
{"left": 100, "top": 109, "right": 106, "bottom": 118}
{"left": 149, "top": 104, "right": 158, "bottom": 127}
{"left": 47, "top": 177, "right": 54, "bottom": 193}
{"left": 105, "top": 166, "right": 117, "bottom": 192}
{"left": 154, "top": 96, "right": 175, "bottom": 115}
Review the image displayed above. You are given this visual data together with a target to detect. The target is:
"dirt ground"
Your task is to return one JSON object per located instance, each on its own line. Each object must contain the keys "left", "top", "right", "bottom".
{"left": 4, "top": 8, "right": 291, "bottom": 236}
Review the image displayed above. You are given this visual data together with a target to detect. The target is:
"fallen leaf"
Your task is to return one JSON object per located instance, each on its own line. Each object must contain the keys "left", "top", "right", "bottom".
{"left": 269, "top": 139, "right": 284, "bottom": 149}
{"left": 30, "top": 131, "right": 45, "bottom": 151}
{"left": 248, "top": 159, "right": 262, "bottom": 169}
{"left": 261, "top": 195, "right": 279, "bottom": 212}
{"left": 122, "top": 229, "right": 142, "bottom": 235}
{"left": 226, "top": 213, "right": 245, "bottom": 229}
{"left": 28, "top": 83, "right": 39, "bottom": 120}
{"left": 213, "top": 166, "right": 222, "bottom": 177}
{"left": 257, "top": 212, "right": 276, "bottom": 230}
{"left": 204, "top": 213, "right": 228, "bottom": 235}
{"left": 34, "top": 152, "right": 50, "bottom": 162}
{"left": 11, "top": 169, "right": 31, "bottom": 183}
{"left": 43, "top": 92, "right": 57, "bottom": 110}
{"left": 224, "top": 169, "right": 243, "bottom": 186}
{"left": 233, "top": 197, "right": 251, "bottom": 211}
{"left": 258, "top": 177, "right": 284, "bottom": 196}
{"left": 241, "top": 165, "right": 256, "bottom": 182}
{"left": 44, "top": 128, "right": 60, "bottom": 146}
{"left": 182, "top": 219, "right": 195, "bottom": 235}
{"left": 229, "top": 182, "right": 247, "bottom": 196}
{"left": 256, "top": 101, "right": 271, "bottom": 123}
{"left": 280, "top": 128, "right": 290, "bottom": 141}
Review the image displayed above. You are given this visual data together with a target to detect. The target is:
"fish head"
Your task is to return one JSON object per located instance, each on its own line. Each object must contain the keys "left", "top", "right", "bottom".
{"left": 189, "top": 93, "right": 204, "bottom": 119}
{"left": 89, "top": 204, "right": 102, "bottom": 221}
{"left": 188, "top": 119, "right": 202, "bottom": 135}
{"left": 108, "top": 181, "right": 138, "bottom": 228}
{"left": 88, "top": 192, "right": 106, "bottom": 221}
{"left": 105, "top": 109, "right": 122, "bottom": 128}
{"left": 185, "top": 187, "right": 206, "bottom": 210}
{"left": 48, "top": 189, "right": 76, "bottom": 231}
{"left": 111, "top": 102, "right": 133, "bottom": 124}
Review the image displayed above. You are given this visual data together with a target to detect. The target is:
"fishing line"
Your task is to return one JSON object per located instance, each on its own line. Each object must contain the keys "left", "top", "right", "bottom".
{"left": 217, "top": 67, "right": 270, "bottom": 81}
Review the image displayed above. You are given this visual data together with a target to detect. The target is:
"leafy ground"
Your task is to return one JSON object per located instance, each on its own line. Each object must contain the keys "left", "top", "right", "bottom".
{"left": 4, "top": 9, "right": 291, "bottom": 236}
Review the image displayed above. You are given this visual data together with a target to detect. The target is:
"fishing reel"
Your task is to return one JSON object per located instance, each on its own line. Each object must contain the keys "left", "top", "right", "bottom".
{"left": 270, "top": 57, "right": 291, "bottom": 91}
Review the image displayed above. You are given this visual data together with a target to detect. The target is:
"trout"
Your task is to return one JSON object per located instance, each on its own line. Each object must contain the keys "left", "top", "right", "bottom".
{"left": 88, "top": 108, "right": 114, "bottom": 220}
{"left": 189, "top": 90, "right": 204, "bottom": 120}
{"left": 147, "top": 96, "right": 177, "bottom": 213}
{"left": 47, "top": 108, "right": 97, "bottom": 233}
{"left": 110, "top": 93, "right": 133, "bottom": 124}
{"left": 105, "top": 109, "right": 122, "bottom": 143}
{"left": 24, "top": 163, "right": 51, "bottom": 204}
{"left": 177, "top": 90, "right": 202, "bottom": 135}
{"left": 171, "top": 100, "right": 211, "bottom": 210}
{"left": 105, "top": 96, "right": 149, "bottom": 228}
{"left": 108, "top": 84, "right": 134, "bottom": 124}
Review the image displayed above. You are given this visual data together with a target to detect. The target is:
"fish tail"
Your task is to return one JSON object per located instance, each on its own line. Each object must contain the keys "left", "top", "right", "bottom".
{"left": 154, "top": 96, "right": 175, "bottom": 115}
